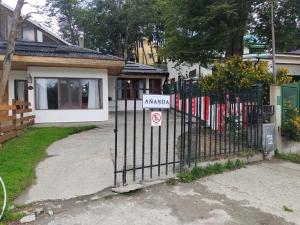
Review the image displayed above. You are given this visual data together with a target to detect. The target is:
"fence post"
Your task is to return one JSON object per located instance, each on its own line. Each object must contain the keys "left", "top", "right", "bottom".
{"left": 12, "top": 99, "right": 16, "bottom": 135}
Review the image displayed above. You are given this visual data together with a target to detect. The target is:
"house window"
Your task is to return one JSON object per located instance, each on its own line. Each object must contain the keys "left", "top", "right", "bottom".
{"left": 35, "top": 78, "right": 103, "bottom": 110}
{"left": 149, "top": 79, "right": 162, "bottom": 94}
{"left": 22, "top": 23, "right": 35, "bottom": 41}
{"left": 14, "top": 80, "right": 28, "bottom": 101}
{"left": 117, "top": 79, "right": 145, "bottom": 100}
{"left": 189, "top": 69, "right": 197, "bottom": 78}
{"left": 37, "top": 30, "right": 43, "bottom": 42}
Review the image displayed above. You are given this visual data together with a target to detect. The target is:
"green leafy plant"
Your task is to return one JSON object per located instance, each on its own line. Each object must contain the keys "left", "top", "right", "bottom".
{"left": 281, "top": 103, "right": 300, "bottom": 141}
{"left": 177, "top": 159, "right": 245, "bottom": 183}
{"left": 275, "top": 150, "right": 300, "bottom": 164}
{"left": 276, "top": 67, "right": 293, "bottom": 85}
{"left": 200, "top": 57, "right": 272, "bottom": 93}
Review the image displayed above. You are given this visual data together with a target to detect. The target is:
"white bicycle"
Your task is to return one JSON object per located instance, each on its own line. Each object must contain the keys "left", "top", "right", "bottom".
{"left": 0, "top": 176, "right": 6, "bottom": 220}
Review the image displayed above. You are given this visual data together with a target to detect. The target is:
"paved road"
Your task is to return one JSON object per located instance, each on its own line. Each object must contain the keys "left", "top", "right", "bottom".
{"left": 33, "top": 161, "right": 300, "bottom": 225}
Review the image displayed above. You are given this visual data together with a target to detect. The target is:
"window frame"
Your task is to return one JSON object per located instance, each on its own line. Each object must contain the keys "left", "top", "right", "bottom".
{"left": 34, "top": 77, "right": 103, "bottom": 110}
{"left": 117, "top": 78, "right": 146, "bottom": 100}
{"left": 14, "top": 80, "right": 28, "bottom": 101}
{"left": 149, "top": 78, "right": 162, "bottom": 94}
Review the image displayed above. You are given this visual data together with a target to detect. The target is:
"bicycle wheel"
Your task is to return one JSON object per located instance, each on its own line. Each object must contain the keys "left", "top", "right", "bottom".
{"left": 0, "top": 176, "right": 7, "bottom": 220}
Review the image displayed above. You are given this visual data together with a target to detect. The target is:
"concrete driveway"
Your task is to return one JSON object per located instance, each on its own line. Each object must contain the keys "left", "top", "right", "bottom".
{"left": 33, "top": 160, "right": 300, "bottom": 225}
{"left": 16, "top": 111, "right": 182, "bottom": 204}
{"left": 16, "top": 119, "right": 116, "bottom": 205}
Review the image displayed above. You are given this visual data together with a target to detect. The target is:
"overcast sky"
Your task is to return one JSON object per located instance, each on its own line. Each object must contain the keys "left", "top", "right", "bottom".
{"left": 2, "top": 0, "right": 60, "bottom": 34}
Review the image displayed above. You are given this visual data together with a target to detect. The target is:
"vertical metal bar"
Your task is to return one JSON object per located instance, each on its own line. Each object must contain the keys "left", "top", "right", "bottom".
{"left": 250, "top": 98, "right": 253, "bottom": 148}
{"left": 204, "top": 92, "right": 207, "bottom": 159}
{"left": 114, "top": 80, "right": 119, "bottom": 186}
{"left": 233, "top": 90, "right": 236, "bottom": 154}
{"left": 195, "top": 87, "right": 199, "bottom": 166}
{"left": 256, "top": 86, "right": 260, "bottom": 149}
{"left": 183, "top": 81, "right": 187, "bottom": 166}
{"left": 198, "top": 88, "right": 202, "bottom": 161}
{"left": 166, "top": 108, "right": 169, "bottom": 175}
{"left": 150, "top": 123, "right": 153, "bottom": 179}
{"left": 224, "top": 94, "right": 227, "bottom": 154}
{"left": 142, "top": 82, "right": 146, "bottom": 180}
{"left": 188, "top": 80, "right": 193, "bottom": 167}
{"left": 158, "top": 108, "right": 162, "bottom": 177}
{"left": 123, "top": 83, "right": 128, "bottom": 185}
{"left": 173, "top": 82, "right": 177, "bottom": 173}
{"left": 246, "top": 100, "right": 250, "bottom": 148}
{"left": 237, "top": 93, "right": 241, "bottom": 153}
{"left": 214, "top": 94, "right": 218, "bottom": 158}
{"left": 229, "top": 94, "right": 232, "bottom": 154}
{"left": 209, "top": 92, "right": 212, "bottom": 158}
{"left": 241, "top": 95, "right": 245, "bottom": 151}
{"left": 180, "top": 80, "right": 185, "bottom": 171}
{"left": 219, "top": 95, "right": 222, "bottom": 156}
{"left": 133, "top": 84, "right": 137, "bottom": 182}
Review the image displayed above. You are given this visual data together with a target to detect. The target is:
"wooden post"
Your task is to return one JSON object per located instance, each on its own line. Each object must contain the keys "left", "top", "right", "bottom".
{"left": 12, "top": 99, "right": 17, "bottom": 135}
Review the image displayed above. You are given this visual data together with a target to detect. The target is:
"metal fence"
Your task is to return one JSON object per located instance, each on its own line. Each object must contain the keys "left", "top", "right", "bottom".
{"left": 114, "top": 79, "right": 263, "bottom": 186}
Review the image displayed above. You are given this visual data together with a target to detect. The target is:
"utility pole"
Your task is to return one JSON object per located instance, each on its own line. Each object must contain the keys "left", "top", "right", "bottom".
{"left": 271, "top": 0, "right": 276, "bottom": 83}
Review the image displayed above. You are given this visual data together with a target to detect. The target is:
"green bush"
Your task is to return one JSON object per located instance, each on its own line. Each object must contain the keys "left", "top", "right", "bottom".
{"left": 281, "top": 103, "right": 300, "bottom": 141}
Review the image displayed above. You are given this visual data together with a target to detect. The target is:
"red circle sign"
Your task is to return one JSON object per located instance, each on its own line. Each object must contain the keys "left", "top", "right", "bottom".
{"left": 152, "top": 113, "right": 161, "bottom": 123}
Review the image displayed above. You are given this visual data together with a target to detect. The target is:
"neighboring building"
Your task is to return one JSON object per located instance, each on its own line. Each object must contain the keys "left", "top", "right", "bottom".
{"left": 108, "top": 61, "right": 169, "bottom": 111}
{"left": 0, "top": 2, "right": 68, "bottom": 45}
{"left": 133, "top": 37, "right": 160, "bottom": 66}
{"left": 167, "top": 34, "right": 269, "bottom": 81}
{"left": 276, "top": 50, "right": 300, "bottom": 80}
{"left": 0, "top": 2, "right": 168, "bottom": 123}
{"left": 167, "top": 61, "right": 212, "bottom": 81}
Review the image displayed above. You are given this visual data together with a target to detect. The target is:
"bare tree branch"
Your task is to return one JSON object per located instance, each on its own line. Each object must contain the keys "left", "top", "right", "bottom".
{"left": 0, "top": 0, "right": 26, "bottom": 104}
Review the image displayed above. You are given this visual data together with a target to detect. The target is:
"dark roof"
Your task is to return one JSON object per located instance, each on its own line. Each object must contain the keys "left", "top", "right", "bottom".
{"left": 0, "top": 41, "right": 124, "bottom": 61}
{"left": 0, "top": 2, "right": 70, "bottom": 45}
{"left": 121, "top": 61, "right": 169, "bottom": 76}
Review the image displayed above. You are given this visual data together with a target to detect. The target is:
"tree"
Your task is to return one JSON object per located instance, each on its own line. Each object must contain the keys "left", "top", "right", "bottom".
{"left": 0, "top": 0, "right": 26, "bottom": 104}
{"left": 46, "top": 0, "right": 164, "bottom": 59}
{"left": 159, "top": 0, "right": 300, "bottom": 65}
{"left": 45, "top": 0, "right": 81, "bottom": 45}
{"left": 159, "top": 0, "right": 252, "bottom": 65}
{"left": 251, "top": 0, "right": 300, "bottom": 52}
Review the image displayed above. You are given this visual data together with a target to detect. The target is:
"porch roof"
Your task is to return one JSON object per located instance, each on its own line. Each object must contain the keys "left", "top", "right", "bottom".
{"left": 0, "top": 41, "right": 125, "bottom": 75}
{"left": 121, "top": 61, "right": 169, "bottom": 77}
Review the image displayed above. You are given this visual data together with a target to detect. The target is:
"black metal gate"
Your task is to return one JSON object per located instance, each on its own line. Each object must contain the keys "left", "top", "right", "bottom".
{"left": 114, "top": 79, "right": 263, "bottom": 186}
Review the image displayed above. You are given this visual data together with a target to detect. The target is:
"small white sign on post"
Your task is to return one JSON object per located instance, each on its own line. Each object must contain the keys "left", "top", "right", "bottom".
{"left": 143, "top": 94, "right": 170, "bottom": 109}
{"left": 151, "top": 111, "right": 162, "bottom": 127}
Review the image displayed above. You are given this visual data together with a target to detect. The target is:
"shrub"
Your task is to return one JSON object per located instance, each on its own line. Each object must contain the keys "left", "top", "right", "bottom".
{"left": 276, "top": 67, "right": 293, "bottom": 85}
{"left": 200, "top": 56, "right": 272, "bottom": 93}
{"left": 281, "top": 103, "right": 300, "bottom": 141}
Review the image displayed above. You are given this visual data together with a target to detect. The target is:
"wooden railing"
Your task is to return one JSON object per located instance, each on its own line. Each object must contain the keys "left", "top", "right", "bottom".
{"left": 0, "top": 100, "right": 35, "bottom": 144}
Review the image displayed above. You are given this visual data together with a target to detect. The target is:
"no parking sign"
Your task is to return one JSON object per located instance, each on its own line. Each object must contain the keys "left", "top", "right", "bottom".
{"left": 151, "top": 111, "right": 162, "bottom": 127}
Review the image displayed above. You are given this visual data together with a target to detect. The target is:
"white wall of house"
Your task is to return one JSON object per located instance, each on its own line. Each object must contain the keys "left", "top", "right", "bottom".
{"left": 167, "top": 61, "right": 212, "bottom": 81}
{"left": 108, "top": 76, "right": 166, "bottom": 111}
{"left": 8, "top": 67, "right": 109, "bottom": 123}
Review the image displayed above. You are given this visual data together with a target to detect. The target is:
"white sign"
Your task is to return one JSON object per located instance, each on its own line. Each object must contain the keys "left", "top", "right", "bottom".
{"left": 143, "top": 95, "right": 170, "bottom": 109}
{"left": 151, "top": 111, "right": 162, "bottom": 127}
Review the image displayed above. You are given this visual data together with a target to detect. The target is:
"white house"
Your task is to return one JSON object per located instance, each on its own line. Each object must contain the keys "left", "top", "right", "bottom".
{"left": 0, "top": 2, "right": 170, "bottom": 124}
{"left": 1, "top": 41, "right": 124, "bottom": 123}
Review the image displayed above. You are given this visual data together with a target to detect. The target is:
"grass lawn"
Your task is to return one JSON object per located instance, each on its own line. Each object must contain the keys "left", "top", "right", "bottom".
{"left": 0, "top": 126, "right": 96, "bottom": 222}
{"left": 275, "top": 150, "right": 300, "bottom": 164}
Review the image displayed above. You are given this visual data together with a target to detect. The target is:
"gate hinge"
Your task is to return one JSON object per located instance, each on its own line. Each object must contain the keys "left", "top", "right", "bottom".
{"left": 114, "top": 129, "right": 118, "bottom": 133}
